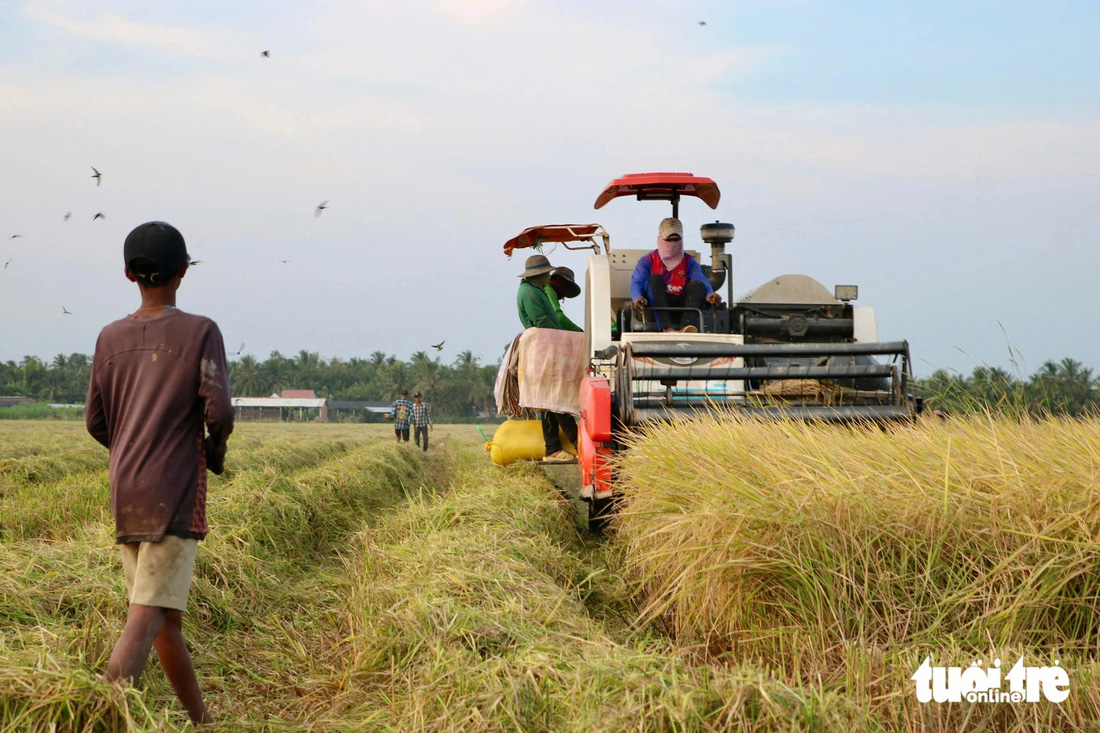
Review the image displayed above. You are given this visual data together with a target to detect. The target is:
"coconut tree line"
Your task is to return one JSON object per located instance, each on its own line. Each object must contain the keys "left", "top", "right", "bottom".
{"left": 2, "top": 349, "right": 499, "bottom": 418}
{"left": 0, "top": 354, "right": 93, "bottom": 405}
{"left": 917, "top": 358, "right": 1100, "bottom": 416}
{"left": 4, "top": 353, "right": 1098, "bottom": 417}
{"left": 227, "top": 349, "right": 498, "bottom": 418}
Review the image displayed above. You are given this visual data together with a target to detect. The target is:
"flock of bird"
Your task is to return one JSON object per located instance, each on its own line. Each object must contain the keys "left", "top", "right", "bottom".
{"left": 4, "top": 98, "right": 333, "bottom": 323}
{"left": 6, "top": 42, "right": 636, "bottom": 350}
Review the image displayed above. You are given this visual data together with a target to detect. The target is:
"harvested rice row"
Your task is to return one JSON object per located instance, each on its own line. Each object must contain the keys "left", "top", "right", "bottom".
{"left": 0, "top": 423, "right": 108, "bottom": 483}
{"left": 321, "top": 443, "right": 876, "bottom": 732}
{"left": 0, "top": 423, "right": 379, "bottom": 542}
{"left": 1, "top": 432, "right": 442, "bottom": 731}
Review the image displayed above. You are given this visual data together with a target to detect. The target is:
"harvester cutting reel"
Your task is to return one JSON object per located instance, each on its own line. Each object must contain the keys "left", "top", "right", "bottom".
{"left": 576, "top": 340, "right": 918, "bottom": 529}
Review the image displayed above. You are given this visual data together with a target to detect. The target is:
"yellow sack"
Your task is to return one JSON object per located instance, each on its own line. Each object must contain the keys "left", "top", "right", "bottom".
{"left": 484, "top": 419, "right": 576, "bottom": 466}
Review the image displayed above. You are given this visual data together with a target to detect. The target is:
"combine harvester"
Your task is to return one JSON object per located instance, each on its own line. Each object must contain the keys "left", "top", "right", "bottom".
{"left": 505, "top": 172, "right": 920, "bottom": 529}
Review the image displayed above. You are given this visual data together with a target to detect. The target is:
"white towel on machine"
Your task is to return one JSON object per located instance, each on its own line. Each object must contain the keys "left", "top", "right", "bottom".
{"left": 517, "top": 327, "right": 586, "bottom": 415}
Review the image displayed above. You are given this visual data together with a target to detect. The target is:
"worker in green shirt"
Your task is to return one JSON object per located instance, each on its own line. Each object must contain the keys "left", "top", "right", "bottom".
{"left": 516, "top": 254, "right": 578, "bottom": 462}
{"left": 517, "top": 254, "right": 560, "bottom": 329}
{"left": 545, "top": 267, "right": 583, "bottom": 332}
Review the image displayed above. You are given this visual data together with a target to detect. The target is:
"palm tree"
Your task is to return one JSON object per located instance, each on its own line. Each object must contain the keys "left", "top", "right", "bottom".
{"left": 38, "top": 368, "right": 65, "bottom": 403}
{"left": 261, "top": 351, "right": 293, "bottom": 396}
{"left": 231, "top": 355, "right": 261, "bottom": 396}
{"left": 968, "top": 366, "right": 1018, "bottom": 410}
{"left": 19, "top": 356, "right": 45, "bottom": 396}
{"left": 410, "top": 351, "right": 441, "bottom": 399}
{"left": 450, "top": 350, "right": 482, "bottom": 416}
{"left": 381, "top": 362, "right": 412, "bottom": 399}
{"left": 1026, "top": 359, "right": 1098, "bottom": 415}
{"left": 293, "top": 350, "right": 322, "bottom": 388}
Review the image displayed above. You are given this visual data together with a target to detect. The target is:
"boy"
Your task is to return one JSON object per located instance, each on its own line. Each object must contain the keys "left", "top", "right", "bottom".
{"left": 410, "top": 391, "right": 432, "bottom": 451}
{"left": 390, "top": 388, "right": 413, "bottom": 443}
{"left": 86, "top": 221, "right": 234, "bottom": 725}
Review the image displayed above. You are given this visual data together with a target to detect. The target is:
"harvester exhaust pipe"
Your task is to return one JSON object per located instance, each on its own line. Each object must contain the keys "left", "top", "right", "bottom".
{"left": 700, "top": 222, "right": 735, "bottom": 303}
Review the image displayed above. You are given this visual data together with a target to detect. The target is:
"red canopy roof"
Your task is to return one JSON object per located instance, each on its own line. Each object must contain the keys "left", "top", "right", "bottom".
{"left": 503, "top": 224, "right": 606, "bottom": 257}
{"left": 594, "top": 172, "right": 721, "bottom": 210}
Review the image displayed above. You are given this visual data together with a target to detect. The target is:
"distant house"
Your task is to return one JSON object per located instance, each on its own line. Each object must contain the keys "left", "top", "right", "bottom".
{"left": 0, "top": 396, "right": 35, "bottom": 408}
{"left": 280, "top": 389, "right": 317, "bottom": 399}
{"left": 233, "top": 391, "right": 328, "bottom": 422}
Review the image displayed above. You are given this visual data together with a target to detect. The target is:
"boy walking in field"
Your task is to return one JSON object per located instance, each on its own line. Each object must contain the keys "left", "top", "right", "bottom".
{"left": 86, "top": 221, "right": 234, "bottom": 725}
{"left": 389, "top": 388, "right": 413, "bottom": 443}
{"left": 410, "top": 391, "right": 432, "bottom": 451}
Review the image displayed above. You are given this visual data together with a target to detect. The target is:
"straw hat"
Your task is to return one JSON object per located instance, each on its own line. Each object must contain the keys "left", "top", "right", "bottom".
{"left": 550, "top": 267, "right": 581, "bottom": 298}
{"left": 518, "top": 254, "right": 554, "bottom": 278}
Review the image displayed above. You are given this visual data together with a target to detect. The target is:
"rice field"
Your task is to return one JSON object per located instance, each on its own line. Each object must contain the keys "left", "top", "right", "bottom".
{"left": 2, "top": 416, "right": 1099, "bottom": 731}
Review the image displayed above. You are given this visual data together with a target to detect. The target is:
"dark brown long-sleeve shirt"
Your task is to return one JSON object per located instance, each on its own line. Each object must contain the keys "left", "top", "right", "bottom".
{"left": 86, "top": 309, "right": 234, "bottom": 544}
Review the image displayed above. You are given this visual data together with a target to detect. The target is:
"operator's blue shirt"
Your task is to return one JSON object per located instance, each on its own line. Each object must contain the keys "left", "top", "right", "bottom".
{"left": 630, "top": 251, "right": 713, "bottom": 329}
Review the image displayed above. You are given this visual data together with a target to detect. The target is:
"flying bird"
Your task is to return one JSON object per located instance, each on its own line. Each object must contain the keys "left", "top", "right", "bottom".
{"left": 698, "top": 20, "right": 707, "bottom": 26}
{"left": 431, "top": 340, "right": 445, "bottom": 351}
{"left": 261, "top": 50, "right": 270, "bottom": 58}
{"left": 3, "top": 259, "right": 11, "bottom": 269}
{"left": 63, "top": 212, "right": 71, "bottom": 221}
{"left": 237, "top": 342, "right": 245, "bottom": 355}
{"left": 315, "top": 200, "right": 328, "bottom": 218}
{"left": 279, "top": 259, "right": 290, "bottom": 264}
{"left": 93, "top": 212, "right": 105, "bottom": 220}
{"left": 91, "top": 166, "right": 102, "bottom": 186}
{"left": 62, "top": 306, "right": 72, "bottom": 315}
{"left": 8, "top": 234, "right": 21, "bottom": 240}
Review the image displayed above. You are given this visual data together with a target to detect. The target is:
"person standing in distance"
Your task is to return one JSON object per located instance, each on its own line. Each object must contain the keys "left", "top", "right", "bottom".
{"left": 86, "top": 221, "right": 234, "bottom": 726}
{"left": 390, "top": 388, "right": 413, "bottom": 444}
{"left": 410, "top": 391, "right": 433, "bottom": 451}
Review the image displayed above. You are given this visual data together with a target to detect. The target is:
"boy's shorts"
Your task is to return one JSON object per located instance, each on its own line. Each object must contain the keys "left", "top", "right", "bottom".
{"left": 396, "top": 427, "right": 410, "bottom": 441}
{"left": 119, "top": 535, "right": 198, "bottom": 612}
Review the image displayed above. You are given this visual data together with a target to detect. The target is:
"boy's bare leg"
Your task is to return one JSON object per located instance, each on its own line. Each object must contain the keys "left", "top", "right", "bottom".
{"left": 107, "top": 603, "right": 167, "bottom": 684}
{"left": 154, "top": 609, "right": 212, "bottom": 724}
{"left": 107, "top": 605, "right": 211, "bottom": 725}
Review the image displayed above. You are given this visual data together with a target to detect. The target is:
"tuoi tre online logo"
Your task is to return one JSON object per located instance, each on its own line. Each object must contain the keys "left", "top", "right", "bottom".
{"left": 912, "top": 656, "right": 1069, "bottom": 704}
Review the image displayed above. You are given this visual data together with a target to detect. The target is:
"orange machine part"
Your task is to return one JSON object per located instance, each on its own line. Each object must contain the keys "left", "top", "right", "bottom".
{"left": 578, "top": 376, "right": 613, "bottom": 492}
{"left": 579, "top": 376, "right": 611, "bottom": 442}
{"left": 578, "top": 418, "right": 612, "bottom": 492}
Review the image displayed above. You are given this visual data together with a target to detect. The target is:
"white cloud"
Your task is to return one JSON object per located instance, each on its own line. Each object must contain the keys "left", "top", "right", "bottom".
{"left": 23, "top": 4, "right": 253, "bottom": 63}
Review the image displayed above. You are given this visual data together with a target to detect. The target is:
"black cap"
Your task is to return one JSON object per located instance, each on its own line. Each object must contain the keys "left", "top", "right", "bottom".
{"left": 414, "top": 392, "right": 422, "bottom": 398}
{"left": 400, "top": 388, "right": 408, "bottom": 395}
{"left": 124, "top": 222, "right": 189, "bottom": 279}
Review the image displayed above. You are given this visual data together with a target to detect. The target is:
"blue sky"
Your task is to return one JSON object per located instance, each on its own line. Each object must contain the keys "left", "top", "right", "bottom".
{"left": 1, "top": 1, "right": 1097, "bottom": 378}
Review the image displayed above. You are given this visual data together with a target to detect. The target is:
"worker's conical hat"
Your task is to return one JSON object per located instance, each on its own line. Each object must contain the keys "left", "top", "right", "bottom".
{"left": 550, "top": 267, "right": 581, "bottom": 298}
{"left": 518, "top": 254, "right": 554, "bottom": 278}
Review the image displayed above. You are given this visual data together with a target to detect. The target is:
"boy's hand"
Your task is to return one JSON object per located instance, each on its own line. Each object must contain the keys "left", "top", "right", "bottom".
{"left": 205, "top": 435, "right": 227, "bottom": 474}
